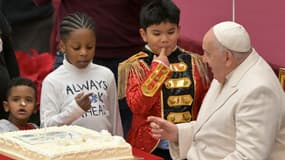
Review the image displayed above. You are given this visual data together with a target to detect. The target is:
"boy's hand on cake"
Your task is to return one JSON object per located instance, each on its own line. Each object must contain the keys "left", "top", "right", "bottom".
{"left": 75, "top": 92, "right": 93, "bottom": 111}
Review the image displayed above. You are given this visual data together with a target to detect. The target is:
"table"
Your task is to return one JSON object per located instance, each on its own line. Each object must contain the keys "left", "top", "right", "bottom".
{"left": 0, "top": 155, "right": 12, "bottom": 160}
{"left": 0, "top": 148, "right": 164, "bottom": 160}
{"left": 132, "top": 148, "right": 164, "bottom": 160}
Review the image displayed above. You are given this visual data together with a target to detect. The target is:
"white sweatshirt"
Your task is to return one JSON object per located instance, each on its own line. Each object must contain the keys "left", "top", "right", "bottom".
{"left": 40, "top": 59, "right": 123, "bottom": 136}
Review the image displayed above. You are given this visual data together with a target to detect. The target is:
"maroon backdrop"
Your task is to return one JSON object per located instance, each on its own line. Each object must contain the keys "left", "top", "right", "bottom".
{"left": 174, "top": 0, "right": 285, "bottom": 68}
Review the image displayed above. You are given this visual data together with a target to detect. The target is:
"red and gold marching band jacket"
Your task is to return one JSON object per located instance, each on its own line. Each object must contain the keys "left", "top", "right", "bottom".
{"left": 118, "top": 47, "right": 211, "bottom": 153}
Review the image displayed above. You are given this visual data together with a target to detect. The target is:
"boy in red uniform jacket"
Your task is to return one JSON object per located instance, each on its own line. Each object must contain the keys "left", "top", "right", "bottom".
{"left": 118, "top": 0, "right": 211, "bottom": 159}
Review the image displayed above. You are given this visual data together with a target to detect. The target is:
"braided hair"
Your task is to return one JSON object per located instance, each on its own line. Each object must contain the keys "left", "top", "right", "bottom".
{"left": 60, "top": 12, "right": 96, "bottom": 41}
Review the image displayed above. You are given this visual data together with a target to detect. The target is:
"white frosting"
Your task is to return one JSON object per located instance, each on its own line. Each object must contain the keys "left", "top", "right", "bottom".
{"left": 0, "top": 126, "right": 133, "bottom": 160}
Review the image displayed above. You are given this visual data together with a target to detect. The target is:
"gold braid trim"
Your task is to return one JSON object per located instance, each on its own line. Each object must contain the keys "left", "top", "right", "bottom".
{"left": 117, "top": 52, "right": 149, "bottom": 99}
{"left": 141, "top": 62, "right": 171, "bottom": 97}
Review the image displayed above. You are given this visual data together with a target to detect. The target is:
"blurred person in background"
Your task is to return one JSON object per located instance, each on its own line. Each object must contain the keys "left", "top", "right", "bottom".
{"left": 0, "top": 11, "right": 19, "bottom": 119}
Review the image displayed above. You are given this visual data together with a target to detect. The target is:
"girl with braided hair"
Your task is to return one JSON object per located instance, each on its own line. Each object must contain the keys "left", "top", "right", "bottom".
{"left": 40, "top": 12, "right": 123, "bottom": 136}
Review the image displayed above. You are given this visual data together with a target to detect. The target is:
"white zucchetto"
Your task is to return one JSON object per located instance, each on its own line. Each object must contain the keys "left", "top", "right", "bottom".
{"left": 213, "top": 21, "right": 251, "bottom": 52}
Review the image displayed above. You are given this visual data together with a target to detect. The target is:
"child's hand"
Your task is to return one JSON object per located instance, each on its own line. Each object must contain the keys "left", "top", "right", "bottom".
{"left": 75, "top": 92, "right": 93, "bottom": 111}
{"left": 153, "top": 48, "right": 169, "bottom": 66}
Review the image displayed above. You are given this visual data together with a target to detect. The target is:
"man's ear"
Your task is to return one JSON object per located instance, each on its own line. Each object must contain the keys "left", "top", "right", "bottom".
{"left": 225, "top": 50, "right": 234, "bottom": 67}
{"left": 139, "top": 28, "right": 148, "bottom": 43}
{"left": 59, "top": 40, "right": 65, "bottom": 53}
{"left": 3, "top": 101, "right": 9, "bottom": 112}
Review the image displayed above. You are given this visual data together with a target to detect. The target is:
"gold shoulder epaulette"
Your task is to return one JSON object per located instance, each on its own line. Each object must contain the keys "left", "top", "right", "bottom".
{"left": 191, "top": 53, "right": 211, "bottom": 88}
{"left": 117, "top": 52, "right": 148, "bottom": 99}
{"left": 125, "top": 51, "right": 149, "bottom": 63}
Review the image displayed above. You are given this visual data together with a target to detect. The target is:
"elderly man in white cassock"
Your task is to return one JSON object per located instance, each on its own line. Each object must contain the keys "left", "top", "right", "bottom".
{"left": 147, "top": 21, "right": 285, "bottom": 160}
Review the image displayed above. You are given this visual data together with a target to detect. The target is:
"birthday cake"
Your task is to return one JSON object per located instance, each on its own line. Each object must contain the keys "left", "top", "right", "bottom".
{"left": 0, "top": 125, "right": 133, "bottom": 160}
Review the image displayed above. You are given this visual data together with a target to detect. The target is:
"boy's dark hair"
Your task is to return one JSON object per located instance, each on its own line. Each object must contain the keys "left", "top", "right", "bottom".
{"left": 5, "top": 77, "right": 37, "bottom": 101}
{"left": 60, "top": 12, "right": 96, "bottom": 41}
{"left": 140, "top": 0, "right": 180, "bottom": 30}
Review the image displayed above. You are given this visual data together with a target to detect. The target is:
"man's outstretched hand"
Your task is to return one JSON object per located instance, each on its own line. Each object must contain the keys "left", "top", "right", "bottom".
{"left": 147, "top": 116, "right": 178, "bottom": 143}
